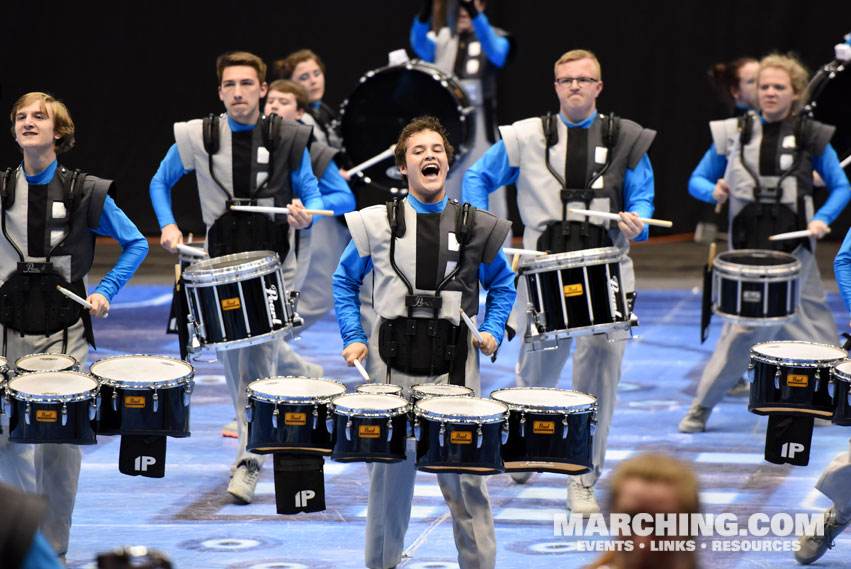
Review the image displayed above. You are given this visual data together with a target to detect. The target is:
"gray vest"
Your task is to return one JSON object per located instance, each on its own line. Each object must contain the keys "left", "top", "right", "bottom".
{"left": 173, "top": 114, "right": 312, "bottom": 229}
{"left": 345, "top": 198, "right": 510, "bottom": 323}
{"left": 0, "top": 165, "right": 110, "bottom": 284}
{"left": 309, "top": 140, "right": 338, "bottom": 178}
{"left": 431, "top": 25, "right": 508, "bottom": 105}
{"left": 710, "top": 113, "right": 834, "bottom": 224}
{"left": 500, "top": 114, "right": 655, "bottom": 248}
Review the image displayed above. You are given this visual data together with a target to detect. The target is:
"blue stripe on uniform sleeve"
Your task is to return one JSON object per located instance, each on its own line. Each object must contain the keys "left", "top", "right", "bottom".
{"left": 292, "top": 149, "right": 324, "bottom": 212}
{"left": 91, "top": 195, "right": 148, "bottom": 300}
{"left": 812, "top": 143, "right": 851, "bottom": 225}
{"left": 149, "top": 143, "right": 192, "bottom": 229}
{"left": 462, "top": 140, "right": 519, "bottom": 211}
{"left": 333, "top": 240, "right": 373, "bottom": 347}
{"left": 689, "top": 144, "right": 727, "bottom": 204}
{"left": 471, "top": 13, "right": 510, "bottom": 68}
{"left": 410, "top": 18, "right": 436, "bottom": 62}
{"left": 623, "top": 154, "right": 654, "bottom": 241}
{"left": 477, "top": 249, "right": 516, "bottom": 344}
{"left": 318, "top": 159, "right": 355, "bottom": 215}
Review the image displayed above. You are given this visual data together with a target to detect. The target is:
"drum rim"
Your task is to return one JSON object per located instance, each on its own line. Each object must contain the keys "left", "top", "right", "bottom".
{"left": 489, "top": 387, "right": 598, "bottom": 413}
{"left": 414, "top": 396, "right": 508, "bottom": 423}
{"left": 518, "top": 246, "right": 626, "bottom": 273}
{"left": 15, "top": 352, "right": 78, "bottom": 373}
{"left": 247, "top": 376, "right": 347, "bottom": 403}
{"left": 713, "top": 249, "right": 802, "bottom": 278}
{"left": 711, "top": 307, "right": 799, "bottom": 326}
{"left": 183, "top": 250, "right": 280, "bottom": 283}
{"left": 89, "top": 354, "right": 195, "bottom": 389}
{"left": 193, "top": 326, "right": 293, "bottom": 351}
{"left": 330, "top": 393, "right": 410, "bottom": 416}
{"left": 750, "top": 341, "right": 848, "bottom": 366}
{"left": 832, "top": 360, "right": 851, "bottom": 381}
{"left": 411, "top": 383, "right": 474, "bottom": 397}
{"left": 7, "top": 371, "right": 99, "bottom": 402}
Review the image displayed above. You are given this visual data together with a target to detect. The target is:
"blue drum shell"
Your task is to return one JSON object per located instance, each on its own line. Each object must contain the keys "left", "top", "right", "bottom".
{"left": 501, "top": 410, "right": 592, "bottom": 474}
{"left": 247, "top": 400, "right": 332, "bottom": 455}
{"left": 748, "top": 359, "right": 834, "bottom": 417}
{"left": 97, "top": 384, "right": 190, "bottom": 437}
{"left": 330, "top": 413, "right": 408, "bottom": 463}
{"left": 9, "top": 398, "right": 97, "bottom": 445}
{"left": 415, "top": 419, "right": 504, "bottom": 475}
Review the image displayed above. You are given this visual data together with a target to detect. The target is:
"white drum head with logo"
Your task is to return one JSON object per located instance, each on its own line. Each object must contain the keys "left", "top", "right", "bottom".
{"left": 491, "top": 387, "right": 596, "bottom": 412}
{"left": 9, "top": 372, "right": 98, "bottom": 400}
{"left": 356, "top": 383, "right": 403, "bottom": 396}
{"left": 751, "top": 341, "right": 847, "bottom": 365}
{"left": 16, "top": 353, "right": 78, "bottom": 373}
{"left": 412, "top": 384, "right": 473, "bottom": 398}
{"left": 248, "top": 377, "right": 346, "bottom": 402}
{"left": 90, "top": 355, "right": 194, "bottom": 388}
{"left": 416, "top": 396, "right": 507, "bottom": 423}
{"left": 332, "top": 393, "right": 408, "bottom": 414}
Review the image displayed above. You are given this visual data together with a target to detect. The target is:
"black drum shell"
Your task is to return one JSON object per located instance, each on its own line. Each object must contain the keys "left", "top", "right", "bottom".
{"left": 500, "top": 409, "right": 593, "bottom": 474}
{"left": 8, "top": 398, "right": 97, "bottom": 445}
{"left": 330, "top": 412, "right": 408, "bottom": 463}
{"left": 716, "top": 276, "right": 797, "bottom": 320}
{"left": 415, "top": 418, "right": 504, "bottom": 475}
{"left": 246, "top": 399, "right": 333, "bottom": 455}
{"left": 748, "top": 359, "right": 834, "bottom": 417}
{"left": 97, "top": 384, "right": 191, "bottom": 437}
{"left": 832, "top": 376, "right": 851, "bottom": 426}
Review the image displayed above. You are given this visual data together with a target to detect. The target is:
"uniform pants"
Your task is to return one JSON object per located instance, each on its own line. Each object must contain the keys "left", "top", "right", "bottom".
{"left": 815, "top": 439, "right": 851, "bottom": 522}
{"left": 0, "top": 319, "right": 88, "bottom": 558}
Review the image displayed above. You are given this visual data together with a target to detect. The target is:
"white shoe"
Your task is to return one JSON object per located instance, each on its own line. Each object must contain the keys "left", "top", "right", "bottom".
{"left": 221, "top": 419, "right": 238, "bottom": 438}
{"left": 227, "top": 458, "right": 260, "bottom": 504}
{"left": 726, "top": 378, "right": 750, "bottom": 397}
{"left": 795, "top": 507, "right": 850, "bottom": 564}
{"left": 510, "top": 472, "right": 534, "bottom": 484}
{"left": 567, "top": 480, "right": 600, "bottom": 517}
{"left": 679, "top": 404, "right": 711, "bottom": 433}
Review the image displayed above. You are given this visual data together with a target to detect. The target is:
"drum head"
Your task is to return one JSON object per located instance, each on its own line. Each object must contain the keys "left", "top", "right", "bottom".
{"left": 491, "top": 387, "right": 596, "bottom": 412}
{"left": 333, "top": 393, "right": 408, "bottom": 412}
{"left": 416, "top": 396, "right": 507, "bottom": 421}
{"left": 183, "top": 250, "right": 280, "bottom": 282}
{"left": 90, "top": 355, "right": 194, "bottom": 387}
{"left": 9, "top": 372, "right": 98, "bottom": 397}
{"left": 356, "top": 383, "right": 403, "bottom": 395}
{"left": 340, "top": 62, "right": 472, "bottom": 196}
{"left": 248, "top": 377, "right": 346, "bottom": 401}
{"left": 16, "top": 353, "right": 77, "bottom": 372}
{"left": 412, "top": 384, "right": 473, "bottom": 398}
{"left": 833, "top": 360, "right": 851, "bottom": 381}
{"left": 717, "top": 249, "right": 798, "bottom": 267}
{"left": 752, "top": 341, "right": 847, "bottom": 363}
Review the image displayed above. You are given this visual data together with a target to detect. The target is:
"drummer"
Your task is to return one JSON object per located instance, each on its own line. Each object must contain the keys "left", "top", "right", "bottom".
{"left": 462, "top": 48, "right": 656, "bottom": 516}
{"left": 0, "top": 92, "right": 148, "bottom": 562}
{"left": 148, "top": 51, "right": 324, "bottom": 504}
{"left": 410, "top": 0, "right": 512, "bottom": 216}
{"left": 678, "top": 53, "right": 850, "bottom": 434}
{"left": 332, "top": 115, "right": 515, "bottom": 569}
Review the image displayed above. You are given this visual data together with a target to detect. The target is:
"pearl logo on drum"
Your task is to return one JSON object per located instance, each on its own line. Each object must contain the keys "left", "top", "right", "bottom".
{"left": 450, "top": 431, "right": 473, "bottom": 444}
{"left": 265, "top": 284, "right": 283, "bottom": 326}
{"left": 786, "top": 374, "right": 808, "bottom": 388}
{"left": 36, "top": 410, "right": 58, "bottom": 422}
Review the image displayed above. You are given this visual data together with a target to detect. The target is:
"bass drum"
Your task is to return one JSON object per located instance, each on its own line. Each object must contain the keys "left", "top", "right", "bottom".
{"left": 340, "top": 60, "right": 473, "bottom": 208}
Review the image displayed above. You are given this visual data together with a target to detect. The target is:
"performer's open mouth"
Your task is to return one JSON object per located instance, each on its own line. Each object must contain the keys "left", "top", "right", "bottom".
{"left": 422, "top": 163, "right": 440, "bottom": 179}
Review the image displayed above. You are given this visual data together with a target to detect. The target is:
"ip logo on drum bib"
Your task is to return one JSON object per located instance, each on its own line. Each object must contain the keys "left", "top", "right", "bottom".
{"left": 359, "top": 425, "right": 381, "bottom": 438}
{"left": 451, "top": 431, "right": 473, "bottom": 444}
{"left": 787, "top": 374, "right": 808, "bottom": 387}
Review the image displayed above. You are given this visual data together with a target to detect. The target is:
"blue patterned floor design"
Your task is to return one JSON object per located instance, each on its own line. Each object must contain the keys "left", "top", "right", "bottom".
{"left": 60, "top": 286, "right": 851, "bottom": 568}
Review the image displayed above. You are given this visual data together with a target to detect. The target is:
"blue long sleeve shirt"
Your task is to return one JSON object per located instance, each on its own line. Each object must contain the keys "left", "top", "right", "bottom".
{"left": 835, "top": 228, "right": 851, "bottom": 314}
{"left": 317, "top": 158, "right": 355, "bottom": 215}
{"left": 688, "top": 117, "right": 851, "bottom": 226}
{"left": 149, "top": 116, "right": 324, "bottom": 228}
{"left": 410, "top": 13, "right": 510, "bottom": 68}
{"left": 463, "top": 112, "right": 655, "bottom": 241}
{"left": 25, "top": 161, "right": 147, "bottom": 301}
{"left": 332, "top": 194, "right": 516, "bottom": 348}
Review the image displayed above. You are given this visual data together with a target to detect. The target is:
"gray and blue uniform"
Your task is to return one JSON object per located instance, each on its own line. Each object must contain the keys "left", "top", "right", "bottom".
{"left": 333, "top": 194, "right": 515, "bottom": 569}
{"left": 150, "top": 114, "right": 323, "bottom": 471}
{"left": 463, "top": 110, "right": 655, "bottom": 487}
{"left": 0, "top": 160, "right": 147, "bottom": 558}
{"left": 410, "top": 12, "right": 511, "bottom": 215}
{"left": 687, "top": 113, "right": 850, "bottom": 413}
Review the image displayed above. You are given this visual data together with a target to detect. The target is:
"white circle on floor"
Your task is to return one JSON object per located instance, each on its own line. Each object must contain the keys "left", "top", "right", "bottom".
{"left": 627, "top": 399, "right": 679, "bottom": 409}
{"left": 245, "top": 564, "right": 310, "bottom": 569}
{"left": 200, "top": 538, "right": 261, "bottom": 550}
{"left": 196, "top": 374, "right": 226, "bottom": 384}
{"left": 529, "top": 541, "right": 579, "bottom": 553}
{"left": 408, "top": 563, "right": 459, "bottom": 569}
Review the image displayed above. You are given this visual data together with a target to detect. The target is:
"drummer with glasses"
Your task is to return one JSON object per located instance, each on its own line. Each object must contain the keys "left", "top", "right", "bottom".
{"left": 678, "top": 53, "right": 850, "bottom": 434}
{"left": 333, "top": 116, "right": 515, "bottom": 569}
{"left": 0, "top": 92, "right": 148, "bottom": 563}
{"left": 463, "top": 49, "right": 656, "bottom": 517}
{"left": 148, "top": 51, "right": 324, "bottom": 505}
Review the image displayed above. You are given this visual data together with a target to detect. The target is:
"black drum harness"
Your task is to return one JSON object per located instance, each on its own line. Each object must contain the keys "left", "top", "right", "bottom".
{"left": 378, "top": 198, "right": 476, "bottom": 384}
{"left": 538, "top": 112, "right": 619, "bottom": 253}
{"left": 0, "top": 167, "right": 95, "bottom": 354}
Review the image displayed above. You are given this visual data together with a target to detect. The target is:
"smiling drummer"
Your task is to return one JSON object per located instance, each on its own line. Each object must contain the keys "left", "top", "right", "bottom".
{"left": 148, "top": 51, "right": 325, "bottom": 504}
{"left": 333, "top": 116, "right": 515, "bottom": 569}
{"left": 678, "top": 53, "right": 851, "bottom": 434}
{"left": 462, "top": 48, "right": 656, "bottom": 516}
{"left": 0, "top": 92, "right": 147, "bottom": 563}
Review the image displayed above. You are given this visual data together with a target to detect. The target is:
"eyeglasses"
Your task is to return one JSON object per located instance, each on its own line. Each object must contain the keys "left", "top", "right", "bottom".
{"left": 555, "top": 77, "right": 599, "bottom": 87}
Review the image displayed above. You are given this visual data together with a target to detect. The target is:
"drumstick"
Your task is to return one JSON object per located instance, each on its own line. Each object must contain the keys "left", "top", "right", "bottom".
{"left": 510, "top": 254, "right": 520, "bottom": 272}
{"left": 176, "top": 244, "right": 208, "bottom": 257}
{"left": 56, "top": 285, "right": 92, "bottom": 309}
{"left": 707, "top": 242, "right": 717, "bottom": 270}
{"left": 353, "top": 359, "right": 371, "bottom": 383}
{"left": 768, "top": 228, "right": 829, "bottom": 241}
{"left": 714, "top": 202, "right": 723, "bottom": 214}
{"left": 343, "top": 145, "right": 396, "bottom": 178}
{"left": 459, "top": 308, "right": 484, "bottom": 344}
{"left": 503, "top": 247, "right": 547, "bottom": 257}
{"left": 841, "top": 154, "right": 851, "bottom": 169}
{"left": 567, "top": 207, "right": 673, "bottom": 228}
{"left": 229, "top": 205, "right": 334, "bottom": 216}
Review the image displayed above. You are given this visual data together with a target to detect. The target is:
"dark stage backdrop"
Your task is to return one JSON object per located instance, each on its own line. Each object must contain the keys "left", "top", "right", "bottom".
{"left": 1, "top": 1, "right": 848, "bottom": 239}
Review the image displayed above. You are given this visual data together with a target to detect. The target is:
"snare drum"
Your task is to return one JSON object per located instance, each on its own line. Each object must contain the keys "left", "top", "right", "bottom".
{"left": 356, "top": 383, "right": 404, "bottom": 396}
{"left": 830, "top": 360, "right": 851, "bottom": 426}
{"left": 4, "top": 371, "right": 99, "bottom": 444}
{"left": 410, "top": 383, "right": 473, "bottom": 404}
{"left": 16, "top": 353, "right": 78, "bottom": 373}
{"left": 182, "top": 251, "right": 296, "bottom": 350}
{"left": 490, "top": 387, "right": 597, "bottom": 474}
{"left": 328, "top": 393, "right": 410, "bottom": 463}
{"left": 749, "top": 341, "right": 846, "bottom": 417}
{"left": 91, "top": 355, "right": 195, "bottom": 437}
{"left": 520, "top": 247, "right": 631, "bottom": 349}
{"left": 414, "top": 396, "right": 508, "bottom": 475}
{"left": 246, "top": 377, "right": 346, "bottom": 454}
{"left": 712, "top": 249, "right": 802, "bottom": 325}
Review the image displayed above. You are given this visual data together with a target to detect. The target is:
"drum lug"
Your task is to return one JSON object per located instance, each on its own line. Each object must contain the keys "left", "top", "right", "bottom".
{"left": 501, "top": 423, "right": 509, "bottom": 445}
{"left": 89, "top": 400, "right": 97, "bottom": 421}
{"left": 387, "top": 418, "right": 393, "bottom": 442}
{"left": 246, "top": 402, "right": 253, "bottom": 423}
{"left": 476, "top": 424, "right": 483, "bottom": 449}
{"left": 312, "top": 404, "right": 319, "bottom": 430}
{"left": 439, "top": 422, "right": 446, "bottom": 447}
{"left": 829, "top": 379, "right": 835, "bottom": 399}
{"left": 519, "top": 413, "right": 526, "bottom": 437}
{"left": 61, "top": 403, "right": 68, "bottom": 426}
{"left": 345, "top": 419, "right": 352, "bottom": 441}
{"left": 112, "top": 390, "right": 118, "bottom": 411}
{"left": 562, "top": 416, "right": 570, "bottom": 439}
{"left": 590, "top": 409, "right": 598, "bottom": 437}
{"left": 152, "top": 389, "right": 159, "bottom": 413}
{"left": 25, "top": 402, "right": 31, "bottom": 425}
{"left": 814, "top": 369, "right": 821, "bottom": 394}
{"left": 3, "top": 396, "right": 10, "bottom": 418}
{"left": 775, "top": 368, "right": 781, "bottom": 390}
{"left": 326, "top": 417, "right": 335, "bottom": 434}
{"left": 183, "top": 384, "right": 192, "bottom": 407}
{"left": 95, "top": 395, "right": 101, "bottom": 420}
{"left": 747, "top": 363, "right": 755, "bottom": 383}
{"left": 413, "top": 418, "right": 421, "bottom": 441}
{"left": 272, "top": 407, "right": 279, "bottom": 429}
